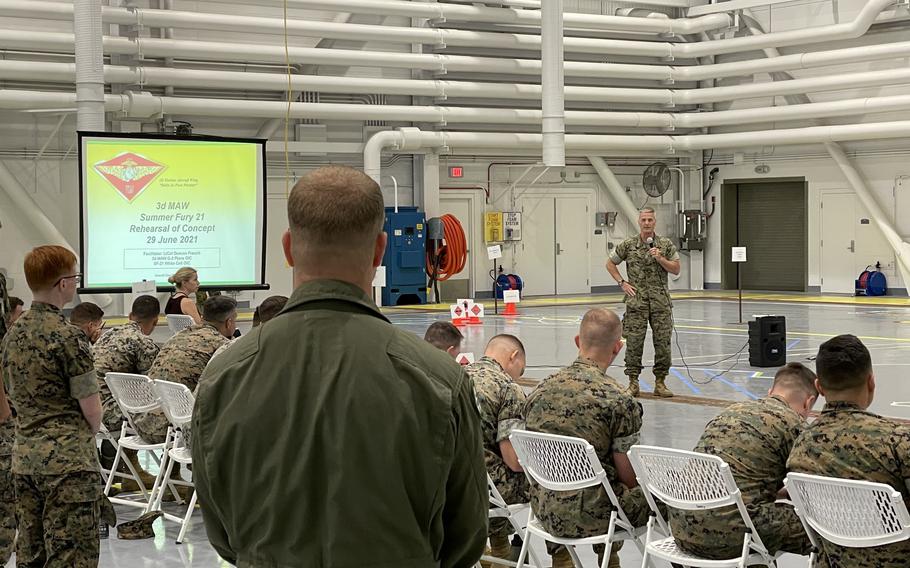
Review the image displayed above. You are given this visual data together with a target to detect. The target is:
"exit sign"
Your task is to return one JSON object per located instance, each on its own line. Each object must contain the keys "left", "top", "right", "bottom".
{"left": 449, "top": 166, "right": 464, "bottom": 178}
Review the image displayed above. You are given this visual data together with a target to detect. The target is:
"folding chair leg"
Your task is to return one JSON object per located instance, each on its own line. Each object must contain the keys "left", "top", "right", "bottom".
{"left": 150, "top": 452, "right": 175, "bottom": 513}
{"left": 640, "top": 516, "right": 655, "bottom": 568}
{"left": 566, "top": 545, "right": 582, "bottom": 568}
{"left": 514, "top": 524, "right": 532, "bottom": 568}
{"left": 175, "top": 486, "right": 197, "bottom": 544}
{"left": 601, "top": 511, "right": 617, "bottom": 568}
{"left": 737, "top": 533, "right": 751, "bottom": 568}
{"left": 103, "top": 443, "right": 123, "bottom": 496}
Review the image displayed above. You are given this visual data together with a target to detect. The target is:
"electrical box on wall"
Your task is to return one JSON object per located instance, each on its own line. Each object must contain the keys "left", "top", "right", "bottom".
{"left": 595, "top": 212, "right": 617, "bottom": 228}
{"left": 503, "top": 211, "right": 521, "bottom": 241}
{"left": 679, "top": 210, "right": 707, "bottom": 250}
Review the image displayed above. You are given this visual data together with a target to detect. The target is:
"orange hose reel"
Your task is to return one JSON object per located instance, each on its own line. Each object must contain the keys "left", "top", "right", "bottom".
{"left": 426, "top": 213, "right": 467, "bottom": 281}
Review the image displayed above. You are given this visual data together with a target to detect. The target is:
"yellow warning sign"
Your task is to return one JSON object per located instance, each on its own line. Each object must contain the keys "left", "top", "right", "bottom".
{"left": 484, "top": 211, "right": 504, "bottom": 243}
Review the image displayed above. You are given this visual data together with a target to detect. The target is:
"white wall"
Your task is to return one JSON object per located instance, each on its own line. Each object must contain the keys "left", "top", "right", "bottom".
{"left": 437, "top": 161, "right": 686, "bottom": 297}
{"left": 705, "top": 143, "right": 910, "bottom": 291}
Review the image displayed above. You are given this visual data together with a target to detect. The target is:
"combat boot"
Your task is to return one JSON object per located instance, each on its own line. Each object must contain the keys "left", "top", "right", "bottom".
{"left": 596, "top": 550, "right": 621, "bottom": 568}
{"left": 118, "top": 448, "right": 159, "bottom": 493}
{"left": 654, "top": 376, "right": 674, "bottom": 398}
{"left": 625, "top": 376, "right": 640, "bottom": 397}
{"left": 551, "top": 548, "right": 574, "bottom": 568}
{"left": 480, "top": 534, "right": 512, "bottom": 568}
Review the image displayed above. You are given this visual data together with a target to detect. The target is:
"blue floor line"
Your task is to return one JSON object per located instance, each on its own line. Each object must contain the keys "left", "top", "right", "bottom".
{"left": 787, "top": 339, "right": 801, "bottom": 349}
{"left": 711, "top": 375, "right": 760, "bottom": 400}
{"left": 639, "top": 378, "right": 653, "bottom": 392}
{"left": 669, "top": 367, "right": 702, "bottom": 395}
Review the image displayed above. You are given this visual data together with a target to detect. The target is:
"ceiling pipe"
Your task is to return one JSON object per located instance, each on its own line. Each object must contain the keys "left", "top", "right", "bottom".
{"left": 73, "top": 0, "right": 104, "bottom": 132}
{"left": 541, "top": 0, "right": 565, "bottom": 167}
{"left": 587, "top": 156, "right": 640, "bottom": 227}
{"left": 5, "top": 56, "right": 910, "bottom": 110}
{"left": 826, "top": 142, "right": 910, "bottom": 290}
{"left": 7, "top": 88, "right": 910, "bottom": 133}
{"left": 190, "top": 0, "right": 733, "bottom": 34}
{"left": 4, "top": 28, "right": 910, "bottom": 85}
{"left": 362, "top": 123, "right": 910, "bottom": 181}
{"left": 0, "top": 0, "right": 899, "bottom": 59}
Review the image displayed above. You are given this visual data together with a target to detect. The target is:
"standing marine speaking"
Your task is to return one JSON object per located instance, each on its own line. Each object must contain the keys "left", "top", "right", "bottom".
{"left": 606, "top": 207, "right": 680, "bottom": 398}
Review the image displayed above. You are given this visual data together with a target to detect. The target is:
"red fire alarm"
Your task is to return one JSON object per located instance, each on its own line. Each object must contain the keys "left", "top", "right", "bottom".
{"left": 449, "top": 166, "right": 464, "bottom": 178}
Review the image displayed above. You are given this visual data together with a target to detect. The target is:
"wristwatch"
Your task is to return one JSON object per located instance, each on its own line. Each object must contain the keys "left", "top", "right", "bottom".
{"left": 618, "top": 279, "right": 626, "bottom": 286}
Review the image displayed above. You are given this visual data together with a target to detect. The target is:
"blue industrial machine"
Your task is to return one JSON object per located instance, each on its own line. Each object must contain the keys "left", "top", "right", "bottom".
{"left": 382, "top": 207, "right": 427, "bottom": 306}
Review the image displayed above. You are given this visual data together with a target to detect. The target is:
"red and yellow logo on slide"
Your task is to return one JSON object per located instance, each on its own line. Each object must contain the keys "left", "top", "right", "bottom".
{"left": 93, "top": 152, "right": 167, "bottom": 202}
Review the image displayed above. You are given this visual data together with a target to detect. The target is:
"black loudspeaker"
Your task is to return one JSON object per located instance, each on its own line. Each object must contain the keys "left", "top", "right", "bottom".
{"left": 749, "top": 315, "right": 786, "bottom": 367}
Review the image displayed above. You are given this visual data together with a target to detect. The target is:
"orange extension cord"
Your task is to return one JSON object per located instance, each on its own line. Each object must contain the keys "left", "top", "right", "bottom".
{"left": 426, "top": 213, "right": 467, "bottom": 281}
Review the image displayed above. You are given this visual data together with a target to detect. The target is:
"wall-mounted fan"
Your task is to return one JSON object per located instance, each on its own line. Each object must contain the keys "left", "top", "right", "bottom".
{"left": 642, "top": 161, "right": 672, "bottom": 198}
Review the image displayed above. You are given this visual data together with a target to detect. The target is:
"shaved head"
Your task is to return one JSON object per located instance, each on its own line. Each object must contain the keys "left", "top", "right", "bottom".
{"left": 485, "top": 334, "right": 525, "bottom": 358}
{"left": 484, "top": 334, "right": 526, "bottom": 381}
{"left": 579, "top": 308, "right": 622, "bottom": 351}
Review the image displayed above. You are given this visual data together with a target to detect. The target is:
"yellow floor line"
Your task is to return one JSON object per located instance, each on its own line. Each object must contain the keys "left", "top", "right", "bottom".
{"left": 674, "top": 324, "right": 910, "bottom": 343}
{"left": 386, "top": 290, "right": 910, "bottom": 314}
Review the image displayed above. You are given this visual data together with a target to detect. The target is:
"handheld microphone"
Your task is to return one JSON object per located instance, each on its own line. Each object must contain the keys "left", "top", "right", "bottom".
{"left": 646, "top": 237, "right": 654, "bottom": 248}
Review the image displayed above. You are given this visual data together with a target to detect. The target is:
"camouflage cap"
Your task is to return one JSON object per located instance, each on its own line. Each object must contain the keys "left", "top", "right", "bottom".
{"left": 117, "top": 511, "right": 163, "bottom": 540}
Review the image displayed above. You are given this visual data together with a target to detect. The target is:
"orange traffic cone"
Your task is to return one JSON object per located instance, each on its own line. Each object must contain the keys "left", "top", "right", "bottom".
{"left": 503, "top": 302, "right": 518, "bottom": 316}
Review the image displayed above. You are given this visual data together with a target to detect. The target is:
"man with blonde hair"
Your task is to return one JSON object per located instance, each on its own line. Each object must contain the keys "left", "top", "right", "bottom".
{"left": 1, "top": 245, "right": 103, "bottom": 566}
{"left": 193, "top": 166, "right": 487, "bottom": 567}
{"left": 525, "top": 307, "right": 647, "bottom": 568}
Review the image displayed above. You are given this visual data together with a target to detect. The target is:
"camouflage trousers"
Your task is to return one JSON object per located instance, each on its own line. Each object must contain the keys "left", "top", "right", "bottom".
{"left": 132, "top": 409, "right": 170, "bottom": 445}
{"left": 101, "top": 393, "right": 125, "bottom": 434}
{"left": 488, "top": 457, "right": 529, "bottom": 539}
{"left": 815, "top": 539, "right": 909, "bottom": 568}
{"left": 0, "top": 453, "right": 15, "bottom": 566}
{"left": 622, "top": 302, "right": 673, "bottom": 379}
{"left": 14, "top": 471, "right": 101, "bottom": 568}
{"left": 672, "top": 501, "right": 811, "bottom": 560}
{"left": 533, "top": 484, "right": 650, "bottom": 554}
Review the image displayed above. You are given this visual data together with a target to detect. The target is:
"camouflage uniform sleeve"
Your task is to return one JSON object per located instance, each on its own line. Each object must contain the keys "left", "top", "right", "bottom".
{"left": 897, "top": 425, "right": 910, "bottom": 492}
{"left": 608, "top": 396, "right": 643, "bottom": 454}
{"left": 664, "top": 237, "right": 680, "bottom": 262}
{"left": 135, "top": 336, "right": 161, "bottom": 374}
{"left": 496, "top": 382, "right": 527, "bottom": 444}
{"left": 609, "top": 239, "right": 629, "bottom": 265}
{"left": 63, "top": 333, "right": 98, "bottom": 400}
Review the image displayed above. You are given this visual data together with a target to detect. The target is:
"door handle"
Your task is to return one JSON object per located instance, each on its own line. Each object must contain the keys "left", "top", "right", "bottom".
{"left": 556, "top": 243, "right": 563, "bottom": 255}
{"left": 848, "top": 240, "right": 855, "bottom": 252}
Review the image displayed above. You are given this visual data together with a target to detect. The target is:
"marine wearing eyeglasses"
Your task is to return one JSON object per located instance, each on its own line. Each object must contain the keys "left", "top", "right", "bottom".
{"left": 0, "top": 246, "right": 105, "bottom": 567}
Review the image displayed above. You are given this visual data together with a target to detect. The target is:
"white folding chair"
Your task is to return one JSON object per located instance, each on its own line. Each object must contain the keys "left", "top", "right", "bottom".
{"left": 166, "top": 314, "right": 195, "bottom": 334}
{"left": 103, "top": 372, "right": 179, "bottom": 513}
{"left": 628, "top": 445, "right": 778, "bottom": 568}
{"left": 785, "top": 472, "right": 910, "bottom": 567}
{"left": 476, "top": 473, "right": 544, "bottom": 568}
{"left": 150, "top": 380, "right": 198, "bottom": 544}
{"left": 510, "top": 430, "right": 646, "bottom": 568}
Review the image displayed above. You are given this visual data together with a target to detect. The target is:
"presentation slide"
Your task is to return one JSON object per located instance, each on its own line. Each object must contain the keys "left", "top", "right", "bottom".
{"left": 79, "top": 133, "right": 267, "bottom": 292}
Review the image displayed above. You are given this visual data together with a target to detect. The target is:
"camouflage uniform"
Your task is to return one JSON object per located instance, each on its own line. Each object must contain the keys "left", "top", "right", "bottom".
{"left": 524, "top": 357, "right": 648, "bottom": 551}
{"left": 465, "top": 356, "right": 529, "bottom": 539}
{"left": 610, "top": 235, "right": 679, "bottom": 384}
{"left": 0, "top": 273, "right": 14, "bottom": 566}
{"left": 133, "top": 324, "right": 228, "bottom": 444}
{"left": 92, "top": 321, "right": 160, "bottom": 433}
{"left": 788, "top": 401, "right": 910, "bottom": 568}
{"left": 1, "top": 302, "right": 102, "bottom": 568}
{"left": 670, "top": 395, "right": 811, "bottom": 559}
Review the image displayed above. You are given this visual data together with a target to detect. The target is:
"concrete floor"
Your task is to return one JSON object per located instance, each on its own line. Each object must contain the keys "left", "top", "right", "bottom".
{"left": 8, "top": 295, "right": 908, "bottom": 567}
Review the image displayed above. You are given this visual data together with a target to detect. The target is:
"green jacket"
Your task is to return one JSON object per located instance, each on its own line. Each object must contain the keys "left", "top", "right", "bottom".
{"left": 192, "top": 279, "right": 488, "bottom": 568}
